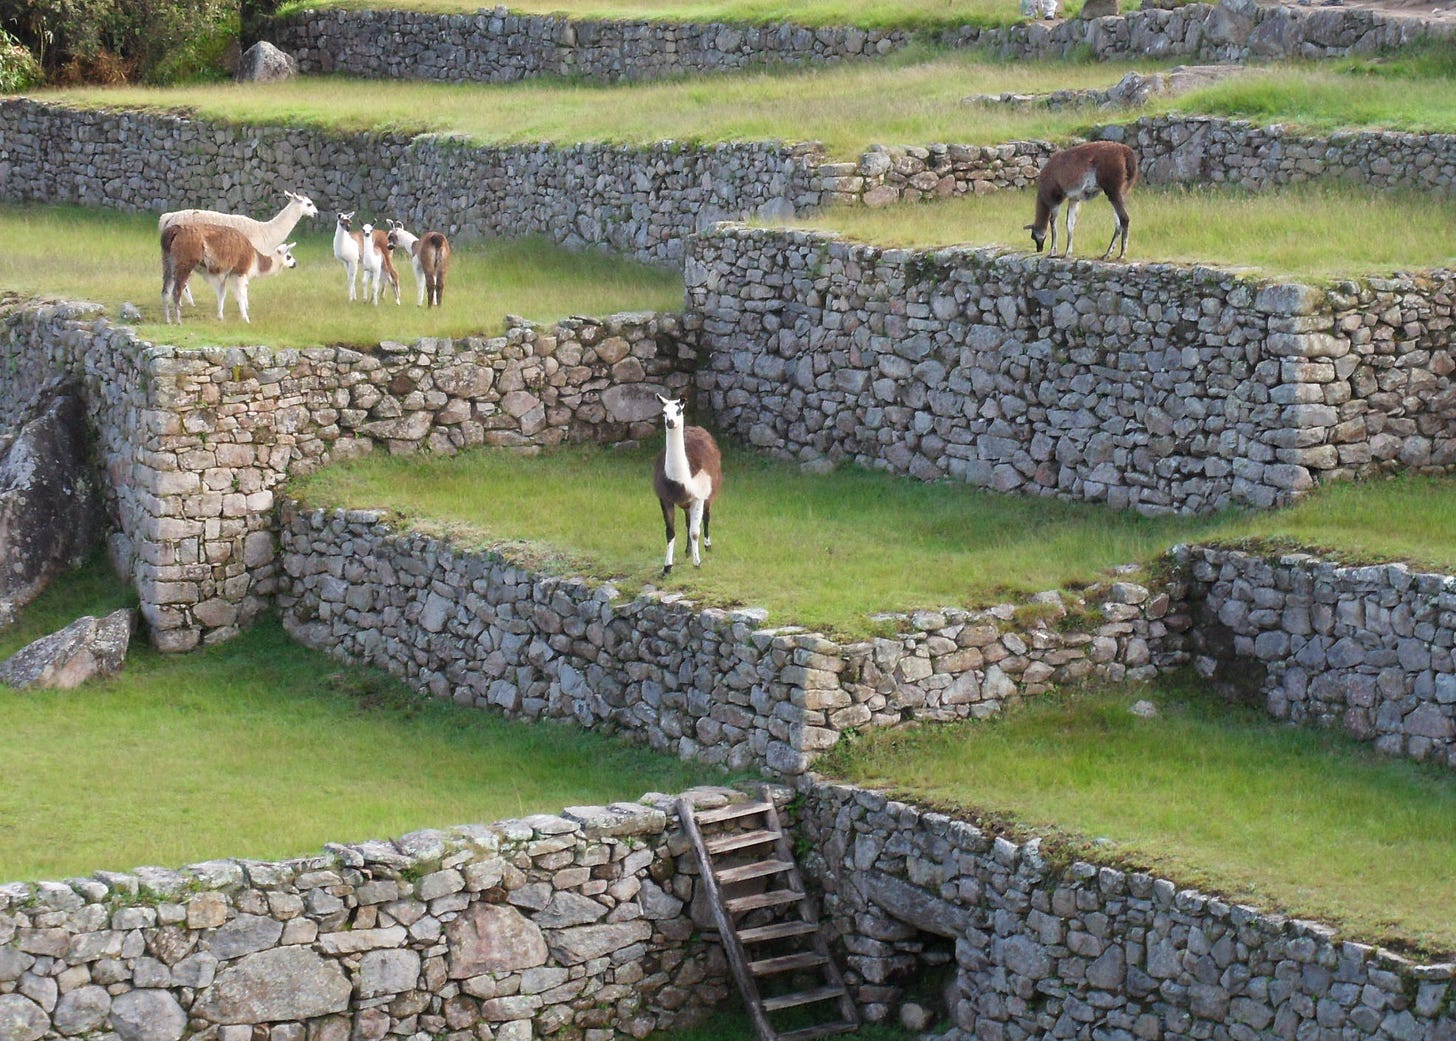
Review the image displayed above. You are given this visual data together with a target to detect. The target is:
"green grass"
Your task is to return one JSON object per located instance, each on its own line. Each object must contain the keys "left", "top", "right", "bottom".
{"left": 776, "top": 182, "right": 1456, "bottom": 277}
{"left": 0, "top": 204, "right": 682, "bottom": 348}
{"left": 290, "top": 443, "right": 1228, "bottom": 637}
{"left": 28, "top": 52, "right": 1147, "bottom": 158}
{"left": 0, "top": 556, "right": 725, "bottom": 882}
{"left": 277, "top": 0, "right": 1070, "bottom": 30}
{"left": 818, "top": 674, "right": 1456, "bottom": 957}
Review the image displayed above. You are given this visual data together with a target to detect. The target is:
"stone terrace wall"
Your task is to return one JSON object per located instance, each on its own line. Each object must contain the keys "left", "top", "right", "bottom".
{"left": 277, "top": 504, "right": 1185, "bottom": 778}
{"left": 265, "top": 0, "right": 1450, "bottom": 86}
{"left": 1180, "top": 544, "right": 1456, "bottom": 769}
{"left": 269, "top": 7, "right": 910, "bottom": 83}
{"left": 0, "top": 789, "right": 737, "bottom": 1041}
{"left": 0, "top": 99, "right": 823, "bottom": 266}
{"left": 688, "top": 226, "right": 1456, "bottom": 514}
{"left": 0, "top": 302, "right": 694, "bottom": 651}
{"left": 799, "top": 780, "right": 1456, "bottom": 1041}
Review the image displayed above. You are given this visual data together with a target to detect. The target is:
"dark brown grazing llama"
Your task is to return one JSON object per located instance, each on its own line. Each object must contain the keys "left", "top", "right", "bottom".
{"left": 161, "top": 223, "right": 296, "bottom": 324}
{"left": 1025, "top": 141, "right": 1139, "bottom": 260}
{"left": 652, "top": 394, "right": 722, "bottom": 574}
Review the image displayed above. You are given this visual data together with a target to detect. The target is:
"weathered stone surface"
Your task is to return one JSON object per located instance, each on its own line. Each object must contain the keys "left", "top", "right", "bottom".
{"left": 0, "top": 609, "right": 134, "bottom": 690}
{"left": 193, "top": 947, "right": 351, "bottom": 1023}
{"left": 236, "top": 41, "right": 298, "bottom": 83}
{"left": 545, "top": 921, "right": 652, "bottom": 965}
{"left": 357, "top": 948, "right": 420, "bottom": 998}
{"left": 109, "top": 989, "right": 187, "bottom": 1041}
{"left": 0, "top": 391, "right": 104, "bottom": 608}
{"left": 0, "top": 994, "right": 47, "bottom": 1041}
{"left": 859, "top": 870, "right": 969, "bottom": 938}
{"left": 209, "top": 913, "right": 284, "bottom": 960}
{"left": 52, "top": 984, "right": 111, "bottom": 1034}
{"left": 447, "top": 904, "right": 549, "bottom": 977}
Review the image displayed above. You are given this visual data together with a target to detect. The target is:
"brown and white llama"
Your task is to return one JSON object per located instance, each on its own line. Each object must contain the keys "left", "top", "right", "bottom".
{"left": 360, "top": 222, "right": 401, "bottom": 305}
{"left": 1025, "top": 141, "right": 1139, "bottom": 260}
{"left": 161, "top": 223, "right": 296, "bottom": 324}
{"left": 652, "top": 394, "right": 722, "bottom": 574}
{"left": 385, "top": 221, "right": 451, "bottom": 308}
{"left": 160, "top": 191, "right": 317, "bottom": 306}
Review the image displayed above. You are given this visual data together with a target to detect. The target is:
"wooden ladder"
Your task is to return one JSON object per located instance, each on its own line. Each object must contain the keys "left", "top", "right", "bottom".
{"left": 677, "top": 794, "right": 860, "bottom": 1041}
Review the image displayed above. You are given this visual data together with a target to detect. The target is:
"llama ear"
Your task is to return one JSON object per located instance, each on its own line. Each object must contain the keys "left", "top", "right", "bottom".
{"left": 1023, "top": 224, "right": 1036, "bottom": 231}
{"left": 284, "top": 190, "right": 298, "bottom": 201}
{"left": 655, "top": 394, "right": 670, "bottom": 406}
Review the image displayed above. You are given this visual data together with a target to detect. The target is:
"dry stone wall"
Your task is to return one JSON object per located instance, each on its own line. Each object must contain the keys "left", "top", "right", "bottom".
{"left": 264, "top": 0, "right": 1450, "bottom": 85}
{"left": 0, "top": 302, "right": 694, "bottom": 652}
{"left": 799, "top": 780, "right": 1456, "bottom": 1041}
{"left": 0, "top": 99, "right": 823, "bottom": 266}
{"left": 688, "top": 226, "right": 1456, "bottom": 514}
{"left": 0, "top": 789, "right": 739, "bottom": 1041}
{"left": 1180, "top": 544, "right": 1456, "bottom": 769}
{"left": 277, "top": 503, "right": 1184, "bottom": 778}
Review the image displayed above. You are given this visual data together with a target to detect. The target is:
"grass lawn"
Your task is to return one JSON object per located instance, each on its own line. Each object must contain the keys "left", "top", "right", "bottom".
{"left": 0, "top": 204, "right": 682, "bottom": 348}
{"left": 0, "top": 557, "right": 726, "bottom": 882}
{"left": 276, "top": 0, "right": 1074, "bottom": 29}
{"left": 289, "top": 443, "right": 1228, "bottom": 637}
{"left": 27, "top": 52, "right": 1143, "bottom": 158}
{"left": 776, "top": 182, "right": 1456, "bottom": 278}
{"left": 818, "top": 673, "right": 1456, "bottom": 957}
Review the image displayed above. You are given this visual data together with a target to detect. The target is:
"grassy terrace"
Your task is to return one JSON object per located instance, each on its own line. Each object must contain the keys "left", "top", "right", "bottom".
{"left": 819, "top": 676, "right": 1456, "bottom": 957}
{"left": 779, "top": 183, "right": 1456, "bottom": 278}
{"left": 0, "top": 204, "right": 681, "bottom": 347}
{"left": 0, "top": 557, "right": 723, "bottom": 882}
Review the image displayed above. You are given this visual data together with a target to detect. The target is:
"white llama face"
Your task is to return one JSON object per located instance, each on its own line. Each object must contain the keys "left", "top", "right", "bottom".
{"left": 657, "top": 395, "right": 686, "bottom": 430}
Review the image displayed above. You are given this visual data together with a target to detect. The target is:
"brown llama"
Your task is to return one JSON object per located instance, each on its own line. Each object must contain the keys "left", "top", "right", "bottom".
{"left": 161, "top": 223, "right": 296, "bottom": 324}
{"left": 385, "top": 221, "right": 452, "bottom": 308}
{"left": 1025, "top": 141, "right": 1139, "bottom": 260}
{"left": 652, "top": 394, "right": 722, "bottom": 574}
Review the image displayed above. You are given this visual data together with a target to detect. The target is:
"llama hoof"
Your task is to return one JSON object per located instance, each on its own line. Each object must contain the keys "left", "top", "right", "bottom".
{"left": 662, "top": 564, "right": 673, "bottom": 575}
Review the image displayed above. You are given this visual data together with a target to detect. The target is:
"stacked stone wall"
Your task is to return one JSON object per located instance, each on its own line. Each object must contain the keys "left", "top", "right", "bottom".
{"left": 265, "top": 0, "right": 1451, "bottom": 86}
{"left": 688, "top": 226, "right": 1456, "bottom": 514}
{"left": 0, "top": 99, "right": 823, "bottom": 266}
{"left": 277, "top": 504, "right": 1182, "bottom": 778}
{"left": 799, "top": 780, "right": 1456, "bottom": 1041}
{"left": 0, "top": 304, "right": 694, "bottom": 651}
{"left": 0, "top": 790, "right": 738, "bottom": 1041}
{"left": 1180, "top": 544, "right": 1456, "bottom": 768}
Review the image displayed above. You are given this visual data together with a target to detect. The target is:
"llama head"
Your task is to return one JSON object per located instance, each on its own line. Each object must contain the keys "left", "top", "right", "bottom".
{"left": 1024, "top": 223, "right": 1046, "bottom": 253}
{"left": 656, "top": 394, "right": 686, "bottom": 431}
{"left": 277, "top": 242, "right": 298, "bottom": 268}
{"left": 337, "top": 211, "right": 354, "bottom": 230}
{"left": 285, "top": 191, "right": 320, "bottom": 219}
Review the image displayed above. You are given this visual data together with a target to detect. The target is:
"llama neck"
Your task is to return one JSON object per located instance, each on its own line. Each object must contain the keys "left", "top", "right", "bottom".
{"left": 664, "top": 424, "right": 692, "bottom": 483}
{"left": 262, "top": 201, "right": 304, "bottom": 244}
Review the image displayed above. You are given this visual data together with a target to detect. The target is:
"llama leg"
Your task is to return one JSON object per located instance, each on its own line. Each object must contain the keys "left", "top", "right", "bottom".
{"left": 435, "top": 271, "right": 445, "bottom": 307}
{"left": 209, "top": 275, "right": 228, "bottom": 321}
{"left": 688, "top": 499, "right": 704, "bottom": 568}
{"left": 1046, "top": 204, "right": 1061, "bottom": 256}
{"left": 236, "top": 279, "right": 251, "bottom": 324}
{"left": 392, "top": 271, "right": 401, "bottom": 305}
{"left": 345, "top": 260, "right": 357, "bottom": 302}
{"left": 1105, "top": 196, "right": 1130, "bottom": 259}
{"left": 702, "top": 501, "right": 712, "bottom": 551}
{"left": 661, "top": 500, "right": 677, "bottom": 574}
{"left": 1063, "top": 199, "right": 1081, "bottom": 257}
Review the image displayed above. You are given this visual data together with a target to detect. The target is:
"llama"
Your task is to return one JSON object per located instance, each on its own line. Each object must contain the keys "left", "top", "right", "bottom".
{"left": 652, "top": 394, "right": 722, "bottom": 574}
{"left": 333, "top": 211, "right": 364, "bottom": 301}
{"left": 1024, "top": 141, "right": 1139, "bottom": 260}
{"left": 360, "top": 222, "right": 401, "bottom": 305}
{"left": 162, "top": 223, "right": 296, "bottom": 324}
{"left": 160, "top": 191, "right": 317, "bottom": 306}
{"left": 386, "top": 220, "right": 451, "bottom": 308}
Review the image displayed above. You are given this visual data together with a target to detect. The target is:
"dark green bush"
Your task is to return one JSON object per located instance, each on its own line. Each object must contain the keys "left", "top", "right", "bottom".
{"left": 0, "top": 27, "right": 42, "bottom": 91}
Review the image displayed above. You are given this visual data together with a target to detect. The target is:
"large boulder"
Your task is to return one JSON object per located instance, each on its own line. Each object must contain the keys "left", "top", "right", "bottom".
{"left": 236, "top": 41, "right": 298, "bottom": 83}
{"left": 0, "top": 390, "right": 105, "bottom": 609}
{"left": 0, "top": 609, "right": 135, "bottom": 690}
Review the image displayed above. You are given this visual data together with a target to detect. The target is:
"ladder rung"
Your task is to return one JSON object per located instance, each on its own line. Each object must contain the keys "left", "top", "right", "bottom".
{"left": 738, "top": 920, "right": 819, "bottom": 945}
{"left": 761, "top": 985, "right": 848, "bottom": 1012}
{"left": 723, "top": 888, "right": 802, "bottom": 914}
{"left": 705, "top": 828, "right": 779, "bottom": 855}
{"left": 748, "top": 951, "right": 828, "bottom": 976}
{"left": 692, "top": 800, "right": 773, "bottom": 825}
{"left": 776, "top": 1022, "right": 860, "bottom": 1041}
{"left": 714, "top": 858, "right": 794, "bottom": 885}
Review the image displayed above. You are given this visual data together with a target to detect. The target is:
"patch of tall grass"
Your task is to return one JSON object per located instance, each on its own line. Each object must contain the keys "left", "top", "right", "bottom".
{"left": 818, "top": 673, "right": 1456, "bottom": 957}
{"left": 775, "top": 182, "right": 1456, "bottom": 277}
{"left": 30, "top": 51, "right": 1148, "bottom": 157}
{"left": 0, "top": 556, "right": 725, "bottom": 882}
{"left": 289, "top": 444, "right": 1227, "bottom": 638}
{"left": 0, "top": 204, "right": 682, "bottom": 348}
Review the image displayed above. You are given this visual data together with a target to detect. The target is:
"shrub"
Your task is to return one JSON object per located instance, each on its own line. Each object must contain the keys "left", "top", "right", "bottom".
{"left": 0, "top": 27, "right": 41, "bottom": 91}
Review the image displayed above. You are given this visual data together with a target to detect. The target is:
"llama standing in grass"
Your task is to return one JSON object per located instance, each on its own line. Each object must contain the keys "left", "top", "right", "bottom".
{"left": 160, "top": 191, "right": 317, "bottom": 306}
{"left": 1025, "top": 141, "right": 1139, "bottom": 259}
{"left": 161, "top": 223, "right": 296, "bottom": 324}
{"left": 360, "top": 222, "right": 401, "bottom": 305}
{"left": 386, "top": 220, "right": 451, "bottom": 308}
{"left": 652, "top": 394, "right": 721, "bottom": 574}
{"left": 333, "top": 211, "right": 364, "bottom": 301}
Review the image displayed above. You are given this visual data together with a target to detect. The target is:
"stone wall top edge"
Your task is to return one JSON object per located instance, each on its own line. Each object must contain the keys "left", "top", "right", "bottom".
{"left": 1180, "top": 541, "right": 1456, "bottom": 589}
{"left": 0, "top": 784, "right": 752, "bottom": 903}
{"left": 804, "top": 778, "right": 1456, "bottom": 974}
